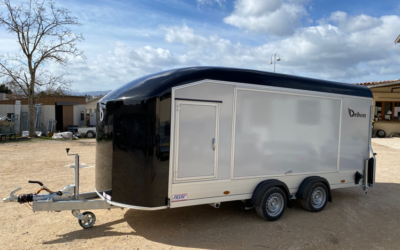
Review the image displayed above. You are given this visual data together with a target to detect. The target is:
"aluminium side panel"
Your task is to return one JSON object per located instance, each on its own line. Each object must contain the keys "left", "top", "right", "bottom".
{"left": 169, "top": 79, "right": 371, "bottom": 208}
{"left": 339, "top": 97, "right": 372, "bottom": 172}
{"left": 233, "top": 87, "right": 341, "bottom": 178}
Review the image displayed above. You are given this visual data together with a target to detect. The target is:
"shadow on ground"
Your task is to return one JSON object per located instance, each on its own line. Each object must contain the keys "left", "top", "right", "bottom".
{"left": 43, "top": 183, "right": 400, "bottom": 249}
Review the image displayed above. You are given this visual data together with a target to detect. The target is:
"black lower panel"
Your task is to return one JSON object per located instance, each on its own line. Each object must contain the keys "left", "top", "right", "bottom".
{"left": 95, "top": 101, "right": 114, "bottom": 193}
{"left": 111, "top": 148, "right": 169, "bottom": 207}
{"left": 110, "top": 97, "right": 170, "bottom": 207}
{"left": 95, "top": 140, "right": 113, "bottom": 192}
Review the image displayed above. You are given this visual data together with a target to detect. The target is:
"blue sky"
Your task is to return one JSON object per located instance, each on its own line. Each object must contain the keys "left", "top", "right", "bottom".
{"left": 1, "top": 0, "right": 400, "bottom": 92}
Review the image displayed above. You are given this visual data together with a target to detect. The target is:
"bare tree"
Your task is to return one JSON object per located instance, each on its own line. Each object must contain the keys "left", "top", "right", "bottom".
{"left": 0, "top": 0, "right": 84, "bottom": 136}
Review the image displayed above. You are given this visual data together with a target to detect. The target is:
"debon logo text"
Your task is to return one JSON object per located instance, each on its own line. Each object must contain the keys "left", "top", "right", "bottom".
{"left": 348, "top": 108, "right": 366, "bottom": 118}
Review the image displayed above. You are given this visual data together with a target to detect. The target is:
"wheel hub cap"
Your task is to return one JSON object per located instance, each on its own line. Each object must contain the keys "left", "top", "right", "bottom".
{"left": 266, "top": 193, "right": 284, "bottom": 216}
{"left": 311, "top": 187, "right": 326, "bottom": 209}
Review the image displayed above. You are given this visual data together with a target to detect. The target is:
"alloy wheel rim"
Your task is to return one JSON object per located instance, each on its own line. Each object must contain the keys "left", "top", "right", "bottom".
{"left": 266, "top": 193, "right": 284, "bottom": 216}
{"left": 311, "top": 187, "right": 326, "bottom": 209}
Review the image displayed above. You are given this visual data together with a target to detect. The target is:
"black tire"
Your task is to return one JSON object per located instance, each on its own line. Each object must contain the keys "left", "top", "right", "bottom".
{"left": 301, "top": 182, "right": 328, "bottom": 212}
{"left": 255, "top": 187, "right": 287, "bottom": 221}
{"left": 376, "top": 129, "right": 386, "bottom": 138}
{"left": 86, "top": 131, "right": 95, "bottom": 138}
{"left": 78, "top": 211, "right": 96, "bottom": 229}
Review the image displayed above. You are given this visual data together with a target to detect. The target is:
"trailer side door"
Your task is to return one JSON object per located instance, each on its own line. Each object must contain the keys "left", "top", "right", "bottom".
{"left": 174, "top": 100, "right": 219, "bottom": 182}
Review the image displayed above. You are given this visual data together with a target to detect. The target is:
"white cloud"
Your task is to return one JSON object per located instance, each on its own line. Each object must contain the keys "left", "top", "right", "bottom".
{"left": 197, "top": 0, "right": 226, "bottom": 7}
{"left": 166, "top": 16, "right": 400, "bottom": 78}
{"left": 58, "top": 12, "right": 400, "bottom": 91}
{"left": 4, "top": 0, "right": 399, "bottom": 93}
{"left": 163, "top": 24, "right": 208, "bottom": 46}
{"left": 224, "top": 0, "right": 310, "bottom": 36}
{"left": 327, "top": 11, "right": 383, "bottom": 32}
{"left": 267, "top": 14, "right": 400, "bottom": 79}
{"left": 163, "top": 19, "right": 392, "bottom": 76}
{"left": 380, "top": 66, "right": 398, "bottom": 75}
{"left": 35, "top": 9, "right": 400, "bottom": 92}
{"left": 55, "top": 41, "right": 200, "bottom": 91}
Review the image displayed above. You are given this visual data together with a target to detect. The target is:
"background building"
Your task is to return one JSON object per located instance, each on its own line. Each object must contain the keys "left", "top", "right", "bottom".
{"left": 355, "top": 80, "right": 400, "bottom": 137}
{"left": 85, "top": 96, "right": 102, "bottom": 126}
{"left": 0, "top": 95, "right": 86, "bottom": 134}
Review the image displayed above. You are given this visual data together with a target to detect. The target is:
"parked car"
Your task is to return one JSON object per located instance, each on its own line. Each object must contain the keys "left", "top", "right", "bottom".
{"left": 75, "top": 127, "right": 96, "bottom": 138}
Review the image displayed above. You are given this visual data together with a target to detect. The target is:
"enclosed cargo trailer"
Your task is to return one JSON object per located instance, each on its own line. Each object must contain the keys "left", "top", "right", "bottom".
{"left": 3, "top": 67, "right": 376, "bottom": 227}
{"left": 94, "top": 67, "right": 376, "bottom": 220}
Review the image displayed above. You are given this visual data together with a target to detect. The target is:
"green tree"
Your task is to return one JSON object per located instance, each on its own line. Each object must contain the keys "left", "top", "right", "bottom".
{"left": 0, "top": 83, "right": 12, "bottom": 94}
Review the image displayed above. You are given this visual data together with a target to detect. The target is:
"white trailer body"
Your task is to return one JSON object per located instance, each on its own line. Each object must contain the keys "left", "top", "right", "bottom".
{"left": 168, "top": 79, "right": 373, "bottom": 208}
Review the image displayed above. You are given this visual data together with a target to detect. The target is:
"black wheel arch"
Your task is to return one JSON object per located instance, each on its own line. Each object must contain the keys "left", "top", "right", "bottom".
{"left": 296, "top": 176, "right": 332, "bottom": 202}
{"left": 251, "top": 179, "right": 292, "bottom": 208}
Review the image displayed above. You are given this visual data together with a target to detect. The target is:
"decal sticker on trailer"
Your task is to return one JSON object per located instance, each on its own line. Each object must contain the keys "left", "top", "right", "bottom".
{"left": 172, "top": 193, "right": 188, "bottom": 202}
{"left": 103, "top": 192, "right": 111, "bottom": 201}
{"left": 348, "top": 108, "right": 366, "bottom": 118}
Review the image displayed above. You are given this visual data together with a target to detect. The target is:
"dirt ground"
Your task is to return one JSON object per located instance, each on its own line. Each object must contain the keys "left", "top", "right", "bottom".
{"left": 0, "top": 138, "right": 399, "bottom": 250}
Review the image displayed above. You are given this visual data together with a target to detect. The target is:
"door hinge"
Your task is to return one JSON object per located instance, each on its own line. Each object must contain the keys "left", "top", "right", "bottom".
{"left": 176, "top": 106, "right": 180, "bottom": 112}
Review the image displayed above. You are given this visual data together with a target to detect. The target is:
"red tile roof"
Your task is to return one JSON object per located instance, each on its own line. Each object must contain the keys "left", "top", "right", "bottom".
{"left": 6, "top": 94, "right": 26, "bottom": 100}
{"left": 354, "top": 79, "right": 400, "bottom": 87}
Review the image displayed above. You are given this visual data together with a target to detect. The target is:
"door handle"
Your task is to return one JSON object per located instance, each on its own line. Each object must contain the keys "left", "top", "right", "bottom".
{"left": 212, "top": 138, "right": 216, "bottom": 151}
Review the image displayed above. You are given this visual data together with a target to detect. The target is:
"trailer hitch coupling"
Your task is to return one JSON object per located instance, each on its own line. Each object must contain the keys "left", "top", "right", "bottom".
{"left": 2, "top": 187, "right": 21, "bottom": 203}
{"left": 2, "top": 148, "right": 100, "bottom": 229}
{"left": 2, "top": 180, "right": 65, "bottom": 204}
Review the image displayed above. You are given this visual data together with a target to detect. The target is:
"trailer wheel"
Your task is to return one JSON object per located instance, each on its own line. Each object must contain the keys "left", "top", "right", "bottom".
{"left": 376, "top": 129, "right": 386, "bottom": 138}
{"left": 78, "top": 211, "right": 96, "bottom": 229}
{"left": 301, "top": 182, "right": 328, "bottom": 212}
{"left": 86, "top": 131, "right": 95, "bottom": 138}
{"left": 255, "top": 187, "right": 287, "bottom": 221}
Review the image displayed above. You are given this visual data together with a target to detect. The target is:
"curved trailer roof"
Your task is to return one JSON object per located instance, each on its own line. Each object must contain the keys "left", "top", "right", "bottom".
{"left": 102, "top": 67, "right": 373, "bottom": 103}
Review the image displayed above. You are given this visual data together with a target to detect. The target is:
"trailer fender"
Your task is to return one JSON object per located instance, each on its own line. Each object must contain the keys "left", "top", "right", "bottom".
{"left": 251, "top": 179, "right": 292, "bottom": 208}
{"left": 296, "top": 176, "right": 332, "bottom": 202}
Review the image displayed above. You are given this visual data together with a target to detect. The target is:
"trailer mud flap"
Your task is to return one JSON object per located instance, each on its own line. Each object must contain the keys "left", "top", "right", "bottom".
{"left": 354, "top": 171, "right": 363, "bottom": 185}
{"left": 365, "top": 145, "right": 376, "bottom": 189}
{"left": 367, "top": 157, "right": 375, "bottom": 187}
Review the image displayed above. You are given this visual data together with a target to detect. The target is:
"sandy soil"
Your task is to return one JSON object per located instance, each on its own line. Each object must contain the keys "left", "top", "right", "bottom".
{"left": 371, "top": 137, "right": 400, "bottom": 150}
{"left": 0, "top": 138, "right": 399, "bottom": 250}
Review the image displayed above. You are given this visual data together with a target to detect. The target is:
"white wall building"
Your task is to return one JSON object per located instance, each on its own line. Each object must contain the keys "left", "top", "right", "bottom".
{"left": 0, "top": 95, "right": 86, "bottom": 134}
